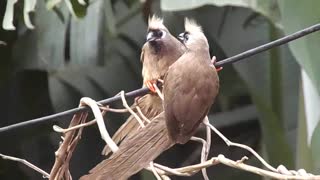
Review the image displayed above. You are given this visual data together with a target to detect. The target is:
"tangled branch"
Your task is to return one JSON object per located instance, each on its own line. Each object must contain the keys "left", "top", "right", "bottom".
{"left": 2, "top": 88, "right": 320, "bottom": 180}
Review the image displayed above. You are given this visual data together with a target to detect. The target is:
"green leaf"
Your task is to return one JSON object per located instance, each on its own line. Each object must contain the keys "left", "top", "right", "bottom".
{"left": 160, "top": 0, "right": 281, "bottom": 28}
{"left": 46, "top": 0, "right": 62, "bottom": 10}
{"left": 69, "top": 0, "right": 105, "bottom": 65}
{"left": 301, "top": 70, "right": 320, "bottom": 171}
{"left": 23, "top": 0, "right": 37, "bottom": 29}
{"left": 279, "top": 0, "right": 320, "bottom": 171}
{"left": 12, "top": 0, "right": 68, "bottom": 71}
{"left": 104, "top": 0, "right": 117, "bottom": 36}
{"left": 2, "top": 0, "right": 17, "bottom": 30}
{"left": 64, "top": 0, "right": 88, "bottom": 18}
{"left": 301, "top": 71, "right": 320, "bottom": 145}
{"left": 192, "top": 6, "right": 296, "bottom": 167}
{"left": 278, "top": 0, "right": 320, "bottom": 95}
{"left": 310, "top": 120, "right": 320, "bottom": 171}
{"left": 296, "top": 81, "right": 313, "bottom": 172}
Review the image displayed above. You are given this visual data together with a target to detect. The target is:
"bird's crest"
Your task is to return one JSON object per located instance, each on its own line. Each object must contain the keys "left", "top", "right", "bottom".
{"left": 148, "top": 15, "right": 166, "bottom": 30}
{"left": 184, "top": 18, "right": 203, "bottom": 33}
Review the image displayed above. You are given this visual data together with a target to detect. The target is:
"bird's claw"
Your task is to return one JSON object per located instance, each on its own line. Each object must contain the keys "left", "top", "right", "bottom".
{"left": 211, "top": 56, "right": 223, "bottom": 72}
{"left": 145, "top": 80, "right": 157, "bottom": 93}
{"left": 216, "top": 67, "right": 223, "bottom": 72}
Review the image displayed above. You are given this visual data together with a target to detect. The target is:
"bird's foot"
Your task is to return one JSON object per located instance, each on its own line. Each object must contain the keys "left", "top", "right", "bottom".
{"left": 216, "top": 67, "right": 223, "bottom": 72}
{"left": 145, "top": 80, "right": 157, "bottom": 93}
{"left": 211, "top": 56, "right": 223, "bottom": 72}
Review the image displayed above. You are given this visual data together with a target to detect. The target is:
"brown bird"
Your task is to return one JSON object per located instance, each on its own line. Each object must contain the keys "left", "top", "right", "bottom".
{"left": 163, "top": 18, "right": 219, "bottom": 144}
{"left": 102, "top": 15, "right": 185, "bottom": 156}
{"left": 80, "top": 18, "right": 219, "bottom": 180}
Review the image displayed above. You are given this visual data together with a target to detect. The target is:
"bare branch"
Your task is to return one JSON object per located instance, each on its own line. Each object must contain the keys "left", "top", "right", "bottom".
{"left": 120, "top": 91, "right": 145, "bottom": 127}
{"left": 80, "top": 97, "right": 118, "bottom": 153}
{"left": 0, "top": 153, "right": 49, "bottom": 178}
{"left": 153, "top": 82, "right": 164, "bottom": 100}
{"left": 136, "top": 105, "right": 151, "bottom": 123}
{"left": 204, "top": 120, "right": 278, "bottom": 172}
{"left": 191, "top": 136, "right": 209, "bottom": 180}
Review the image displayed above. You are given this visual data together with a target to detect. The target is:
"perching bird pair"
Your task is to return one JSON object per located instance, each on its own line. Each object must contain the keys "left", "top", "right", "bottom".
{"left": 81, "top": 16, "right": 220, "bottom": 180}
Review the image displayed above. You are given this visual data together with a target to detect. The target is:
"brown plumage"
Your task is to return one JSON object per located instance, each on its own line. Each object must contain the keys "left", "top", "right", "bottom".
{"left": 80, "top": 18, "right": 219, "bottom": 180}
{"left": 163, "top": 18, "right": 219, "bottom": 144}
{"left": 80, "top": 113, "right": 174, "bottom": 180}
{"left": 102, "top": 15, "right": 185, "bottom": 156}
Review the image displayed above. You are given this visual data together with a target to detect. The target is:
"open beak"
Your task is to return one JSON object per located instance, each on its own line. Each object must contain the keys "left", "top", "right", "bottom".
{"left": 146, "top": 32, "right": 155, "bottom": 42}
{"left": 178, "top": 33, "right": 184, "bottom": 42}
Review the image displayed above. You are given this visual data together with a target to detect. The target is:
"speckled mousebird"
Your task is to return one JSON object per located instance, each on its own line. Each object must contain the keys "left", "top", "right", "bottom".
{"left": 81, "top": 18, "right": 219, "bottom": 180}
{"left": 163, "top": 18, "right": 219, "bottom": 144}
{"left": 102, "top": 15, "right": 186, "bottom": 156}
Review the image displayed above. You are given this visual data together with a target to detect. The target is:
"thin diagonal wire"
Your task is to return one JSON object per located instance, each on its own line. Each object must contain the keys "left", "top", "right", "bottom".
{"left": 0, "top": 23, "right": 320, "bottom": 134}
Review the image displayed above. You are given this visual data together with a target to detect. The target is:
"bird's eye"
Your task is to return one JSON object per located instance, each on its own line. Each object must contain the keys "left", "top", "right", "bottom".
{"left": 156, "top": 30, "right": 163, "bottom": 38}
{"left": 184, "top": 33, "right": 189, "bottom": 41}
{"left": 157, "top": 31, "right": 163, "bottom": 37}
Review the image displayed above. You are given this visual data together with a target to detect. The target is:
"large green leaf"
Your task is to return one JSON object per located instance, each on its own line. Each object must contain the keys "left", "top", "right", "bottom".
{"left": 296, "top": 79, "right": 314, "bottom": 172}
{"left": 301, "top": 71, "right": 320, "bottom": 172}
{"left": 47, "top": 0, "right": 88, "bottom": 18}
{"left": 279, "top": 0, "right": 320, "bottom": 172}
{"left": 278, "top": 1, "right": 320, "bottom": 95}
{"left": 160, "top": 0, "right": 281, "bottom": 28}
{"left": 181, "top": 6, "right": 297, "bottom": 167}
{"left": 12, "top": 0, "right": 68, "bottom": 71}
{"left": 311, "top": 119, "right": 320, "bottom": 172}
{"left": 217, "top": 8, "right": 296, "bottom": 167}
{"left": 69, "top": 0, "right": 105, "bottom": 65}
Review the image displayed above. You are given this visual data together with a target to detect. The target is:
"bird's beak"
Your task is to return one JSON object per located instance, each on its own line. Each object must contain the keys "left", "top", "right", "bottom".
{"left": 178, "top": 33, "right": 184, "bottom": 42}
{"left": 146, "top": 32, "right": 155, "bottom": 42}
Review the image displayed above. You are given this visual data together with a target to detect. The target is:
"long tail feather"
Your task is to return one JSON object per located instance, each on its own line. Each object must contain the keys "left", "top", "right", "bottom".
{"left": 101, "top": 115, "right": 140, "bottom": 156}
{"left": 81, "top": 112, "right": 174, "bottom": 180}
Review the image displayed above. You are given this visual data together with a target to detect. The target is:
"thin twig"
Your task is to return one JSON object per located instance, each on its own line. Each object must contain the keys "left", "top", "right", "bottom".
{"left": 154, "top": 157, "right": 220, "bottom": 176}
{"left": 50, "top": 112, "right": 88, "bottom": 179}
{"left": 53, "top": 110, "right": 107, "bottom": 133}
{"left": 53, "top": 106, "right": 128, "bottom": 133}
{"left": 216, "top": 155, "right": 320, "bottom": 180}
{"left": 136, "top": 106, "right": 151, "bottom": 123}
{"left": 53, "top": 120, "right": 96, "bottom": 133}
{"left": 0, "top": 153, "right": 50, "bottom": 178}
{"left": 80, "top": 97, "right": 118, "bottom": 153}
{"left": 120, "top": 91, "right": 145, "bottom": 128}
{"left": 191, "top": 136, "right": 209, "bottom": 180}
{"left": 155, "top": 154, "right": 320, "bottom": 180}
{"left": 154, "top": 164, "right": 192, "bottom": 176}
{"left": 203, "top": 121, "right": 277, "bottom": 172}
{"left": 150, "top": 162, "right": 162, "bottom": 180}
{"left": 98, "top": 106, "right": 129, "bottom": 113}
{"left": 153, "top": 82, "right": 164, "bottom": 100}
{"left": 203, "top": 117, "right": 211, "bottom": 170}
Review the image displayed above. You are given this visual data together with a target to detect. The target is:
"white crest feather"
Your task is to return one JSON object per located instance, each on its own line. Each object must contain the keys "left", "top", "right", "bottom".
{"left": 184, "top": 18, "right": 203, "bottom": 33}
{"left": 148, "top": 15, "right": 166, "bottom": 30}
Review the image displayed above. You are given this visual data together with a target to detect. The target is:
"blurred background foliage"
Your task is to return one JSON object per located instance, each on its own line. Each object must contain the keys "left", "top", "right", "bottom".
{"left": 0, "top": 0, "right": 319, "bottom": 179}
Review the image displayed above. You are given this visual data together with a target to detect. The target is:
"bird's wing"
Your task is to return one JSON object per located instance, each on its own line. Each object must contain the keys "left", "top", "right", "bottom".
{"left": 164, "top": 54, "right": 219, "bottom": 143}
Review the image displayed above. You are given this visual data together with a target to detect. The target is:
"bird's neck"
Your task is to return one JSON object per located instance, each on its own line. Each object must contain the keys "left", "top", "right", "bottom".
{"left": 149, "top": 41, "right": 163, "bottom": 54}
{"left": 187, "top": 47, "right": 211, "bottom": 62}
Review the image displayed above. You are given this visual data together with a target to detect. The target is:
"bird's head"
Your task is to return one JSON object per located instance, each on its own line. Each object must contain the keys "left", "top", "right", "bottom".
{"left": 178, "top": 18, "right": 209, "bottom": 50}
{"left": 146, "top": 15, "right": 169, "bottom": 43}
